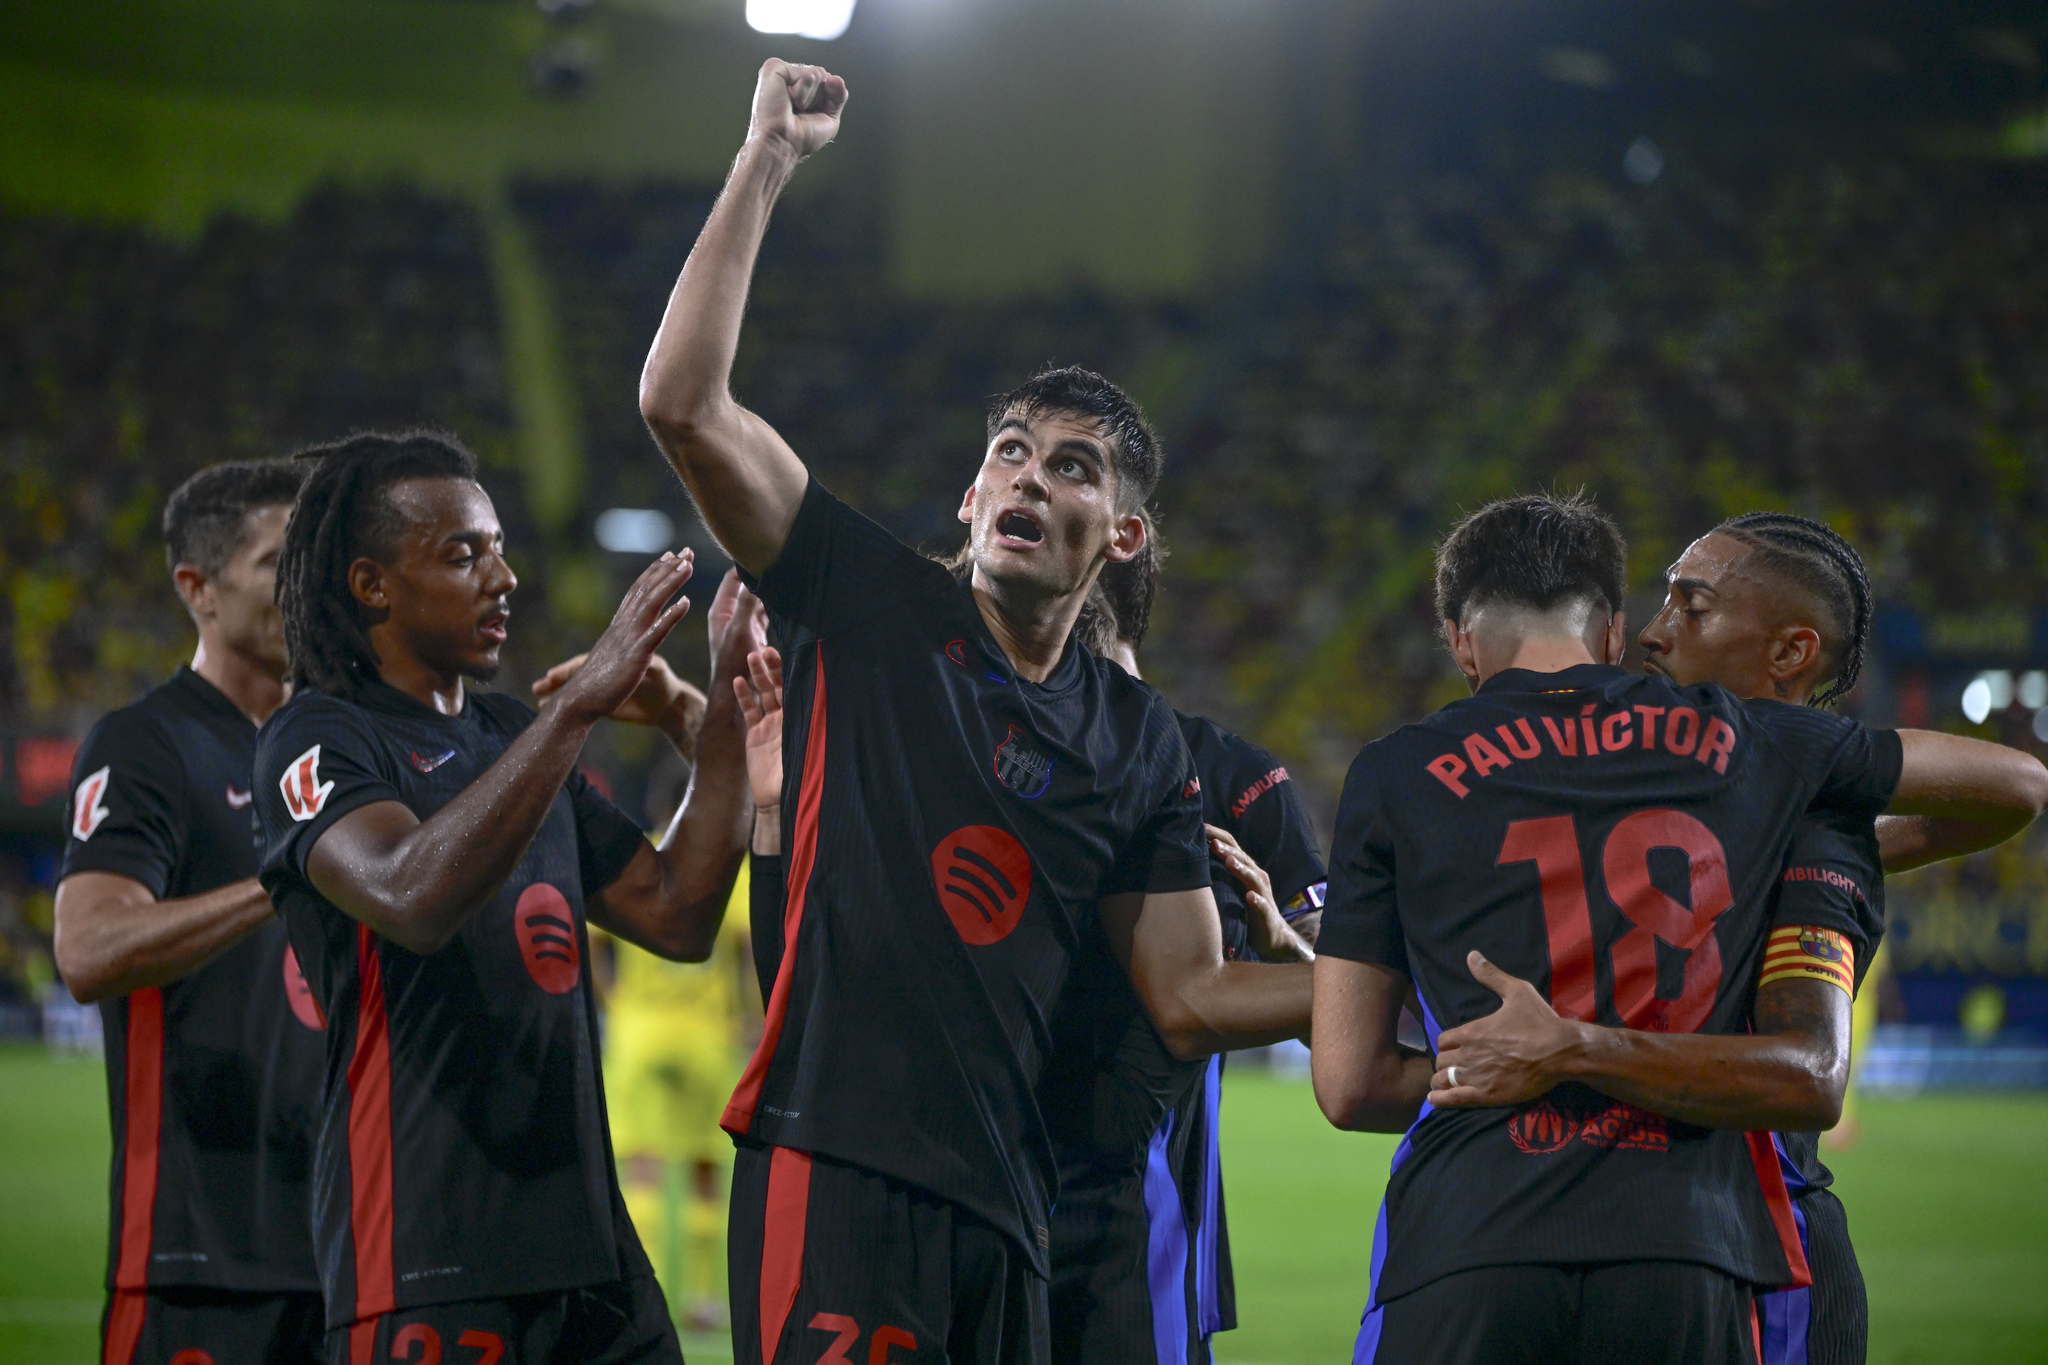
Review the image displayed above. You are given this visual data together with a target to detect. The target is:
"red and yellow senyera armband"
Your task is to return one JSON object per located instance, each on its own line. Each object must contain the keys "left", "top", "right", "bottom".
{"left": 1758, "top": 925, "right": 1855, "bottom": 997}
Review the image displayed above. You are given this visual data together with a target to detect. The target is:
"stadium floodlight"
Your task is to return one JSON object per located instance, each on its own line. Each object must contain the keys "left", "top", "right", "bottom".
{"left": 594, "top": 508, "right": 675, "bottom": 554}
{"left": 2020, "top": 670, "right": 2047, "bottom": 711}
{"left": 1962, "top": 677, "right": 1993, "bottom": 725}
{"left": 746, "top": 0, "right": 856, "bottom": 40}
{"left": 1985, "top": 669, "right": 2015, "bottom": 711}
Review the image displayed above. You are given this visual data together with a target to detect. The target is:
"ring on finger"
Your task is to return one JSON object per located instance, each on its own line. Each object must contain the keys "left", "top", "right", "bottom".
{"left": 1446, "top": 1065, "right": 1461, "bottom": 1088}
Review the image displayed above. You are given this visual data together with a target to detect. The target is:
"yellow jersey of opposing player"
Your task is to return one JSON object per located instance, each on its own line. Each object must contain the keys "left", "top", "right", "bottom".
{"left": 603, "top": 857, "right": 759, "bottom": 1166}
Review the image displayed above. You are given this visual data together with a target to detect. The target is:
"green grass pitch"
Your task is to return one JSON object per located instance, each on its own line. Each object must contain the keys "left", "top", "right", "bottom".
{"left": 3, "top": 1046, "right": 2043, "bottom": 1364}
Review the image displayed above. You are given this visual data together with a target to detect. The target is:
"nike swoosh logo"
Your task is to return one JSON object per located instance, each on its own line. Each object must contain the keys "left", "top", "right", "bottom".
{"left": 224, "top": 786, "right": 253, "bottom": 810}
{"left": 411, "top": 749, "right": 457, "bottom": 774}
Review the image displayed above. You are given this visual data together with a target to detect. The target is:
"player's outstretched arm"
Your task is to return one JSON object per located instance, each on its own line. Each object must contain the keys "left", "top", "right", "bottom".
{"left": 305, "top": 554, "right": 698, "bottom": 956}
{"left": 1101, "top": 887, "right": 1313, "bottom": 1061}
{"left": 1311, "top": 956, "right": 1435, "bottom": 1132}
{"left": 1876, "top": 729, "right": 2048, "bottom": 873}
{"left": 589, "top": 572, "right": 763, "bottom": 961}
{"left": 1430, "top": 951, "right": 1850, "bottom": 1131}
{"left": 53, "top": 874, "right": 277, "bottom": 1003}
{"left": 638, "top": 59, "right": 847, "bottom": 575}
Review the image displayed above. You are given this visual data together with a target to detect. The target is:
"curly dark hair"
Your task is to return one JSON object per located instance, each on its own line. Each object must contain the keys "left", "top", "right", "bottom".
{"left": 1434, "top": 491, "right": 1628, "bottom": 625}
{"left": 276, "top": 429, "right": 480, "bottom": 698}
{"left": 1715, "top": 511, "right": 1873, "bottom": 709}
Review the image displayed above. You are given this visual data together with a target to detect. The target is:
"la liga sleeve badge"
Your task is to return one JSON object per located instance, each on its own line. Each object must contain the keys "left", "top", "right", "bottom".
{"left": 280, "top": 745, "right": 336, "bottom": 822}
{"left": 71, "top": 766, "right": 111, "bottom": 841}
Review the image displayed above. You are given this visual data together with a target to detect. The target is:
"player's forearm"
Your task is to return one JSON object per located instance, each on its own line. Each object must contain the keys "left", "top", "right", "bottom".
{"left": 1311, "top": 958, "right": 1433, "bottom": 1131}
{"left": 636, "top": 678, "right": 753, "bottom": 959}
{"left": 1558, "top": 1020, "right": 1847, "bottom": 1131}
{"left": 638, "top": 142, "right": 806, "bottom": 572}
{"left": 1888, "top": 730, "right": 2048, "bottom": 826}
{"left": 1159, "top": 960, "right": 1313, "bottom": 1060}
{"left": 316, "top": 705, "right": 596, "bottom": 954}
{"left": 53, "top": 875, "right": 276, "bottom": 1003}
{"left": 1877, "top": 812, "right": 2023, "bottom": 874}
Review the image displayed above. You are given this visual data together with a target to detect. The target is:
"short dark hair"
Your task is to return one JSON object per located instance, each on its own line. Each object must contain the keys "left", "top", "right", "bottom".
{"left": 162, "top": 459, "right": 306, "bottom": 577}
{"left": 1434, "top": 491, "right": 1628, "bottom": 625}
{"left": 277, "top": 430, "right": 481, "bottom": 698}
{"left": 986, "top": 366, "right": 1163, "bottom": 511}
{"left": 1079, "top": 507, "right": 1166, "bottom": 654}
{"left": 1716, "top": 511, "right": 1872, "bottom": 708}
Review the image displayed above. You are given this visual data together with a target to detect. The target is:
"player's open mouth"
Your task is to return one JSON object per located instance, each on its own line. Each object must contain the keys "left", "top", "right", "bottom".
{"left": 995, "top": 509, "right": 1044, "bottom": 546}
{"left": 478, "top": 612, "right": 509, "bottom": 645}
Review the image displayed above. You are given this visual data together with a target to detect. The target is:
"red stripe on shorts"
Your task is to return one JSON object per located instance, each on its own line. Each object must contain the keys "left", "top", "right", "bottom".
{"left": 759, "top": 1146, "right": 814, "bottom": 1365}
{"left": 350, "top": 1315, "right": 380, "bottom": 1365}
{"left": 101, "top": 1288, "right": 147, "bottom": 1365}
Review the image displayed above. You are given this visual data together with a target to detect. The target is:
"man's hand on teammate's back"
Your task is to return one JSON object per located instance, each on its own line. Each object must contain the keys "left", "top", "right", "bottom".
{"left": 1206, "top": 822, "right": 1313, "bottom": 964}
{"left": 1428, "top": 951, "right": 1578, "bottom": 1109}
{"left": 748, "top": 59, "right": 848, "bottom": 162}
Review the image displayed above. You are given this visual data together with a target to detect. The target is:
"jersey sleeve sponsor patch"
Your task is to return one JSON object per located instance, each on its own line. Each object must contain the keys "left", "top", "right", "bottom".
{"left": 71, "top": 765, "right": 112, "bottom": 841}
{"left": 279, "top": 744, "right": 336, "bottom": 822}
{"left": 1757, "top": 925, "right": 1855, "bottom": 996}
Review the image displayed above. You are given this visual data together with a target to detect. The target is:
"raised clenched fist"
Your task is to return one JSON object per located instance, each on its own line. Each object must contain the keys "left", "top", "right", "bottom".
{"left": 748, "top": 58, "right": 848, "bottom": 160}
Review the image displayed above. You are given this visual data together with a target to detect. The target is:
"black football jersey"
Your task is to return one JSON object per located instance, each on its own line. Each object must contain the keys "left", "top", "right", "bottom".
{"left": 1177, "top": 713, "right": 1328, "bottom": 959}
{"left": 253, "top": 680, "right": 651, "bottom": 1328}
{"left": 1044, "top": 711, "right": 1327, "bottom": 1338}
{"left": 1319, "top": 664, "right": 1901, "bottom": 1300}
{"left": 1767, "top": 811, "right": 1888, "bottom": 1198}
{"left": 59, "top": 666, "right": 324, "bottom": 1295}
{"left": 730, "top": 480, "right": 1210, "bottom": 1272}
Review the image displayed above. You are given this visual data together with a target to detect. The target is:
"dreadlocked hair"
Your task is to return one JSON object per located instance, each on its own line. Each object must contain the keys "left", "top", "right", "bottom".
{"left": 1078, "top": 507, "right": 1166, "bottom": 656}
{"left": 277, "top": 430, "right": 480, "bottom": 698}
{"left": 1715, "top": 511, "right": 1873, "bottom": 709}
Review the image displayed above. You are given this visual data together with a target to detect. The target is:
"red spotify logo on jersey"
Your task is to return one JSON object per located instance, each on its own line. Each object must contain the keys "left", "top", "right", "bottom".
{"left": 282, "top": 944, "right": 326, "bottom": 1030}
{"left": 515, "top": 884, "right": 581, "bottom": 993}
{"left": 1508, "top": 1100, "right": 1578, "bottom": 1154}
{"left": 931, "top": 825, "right": 1031, "bottom": 945}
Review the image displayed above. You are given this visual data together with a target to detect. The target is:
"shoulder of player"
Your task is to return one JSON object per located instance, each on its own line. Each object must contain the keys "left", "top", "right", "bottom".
{"left": 255, "top": 689, "right": 382, "bottom": 767}
{"left": 1178, "top": 710, "right": 1291, "bottom": 804}
{"left": 803, "top": 478, "right": 958, "bottom": 593}
{"left": 74, "top": 694, "right": 185, "bottom": 785}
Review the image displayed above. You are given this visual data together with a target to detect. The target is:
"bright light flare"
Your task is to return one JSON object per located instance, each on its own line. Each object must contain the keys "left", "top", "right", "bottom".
{"left": 746, "top": 0, "right": 856, "bottom": 40}
{"left": 594, "top": 508, "right": 675, "bottom": 555}
{"left": 1962, "top": 677, "right": 1993, "bottom": 725}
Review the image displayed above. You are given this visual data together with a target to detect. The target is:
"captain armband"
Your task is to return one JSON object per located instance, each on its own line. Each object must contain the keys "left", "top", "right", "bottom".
{"left": 1757, "top": 925, "right": 1855, "bottom": 997}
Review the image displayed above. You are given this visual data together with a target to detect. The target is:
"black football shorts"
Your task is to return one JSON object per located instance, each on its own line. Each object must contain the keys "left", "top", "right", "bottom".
{"left": 324, "top": 1278, "right": 680, "bottom": 1365}
{"left": 1364, "top": 1259, "right": 1760, "bottom": 1365}
{"left": 729, "top": 1143, "right": 1049, "bottom": 1365}
{"left": 102, "top": 1288, "right": 324, "bottom": 1365}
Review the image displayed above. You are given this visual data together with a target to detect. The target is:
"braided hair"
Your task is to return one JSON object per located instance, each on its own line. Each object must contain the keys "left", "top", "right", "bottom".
{"left": 276, "top": 430, "right": 480, "bottom": 698}
{"left": 1715, "top": 511, "right": 1873, "bottom": 709}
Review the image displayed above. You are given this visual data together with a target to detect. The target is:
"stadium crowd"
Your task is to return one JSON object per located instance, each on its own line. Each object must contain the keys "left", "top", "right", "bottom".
{"left": 4, "top": 43, "right": 2048, "bottom": 1365}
